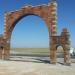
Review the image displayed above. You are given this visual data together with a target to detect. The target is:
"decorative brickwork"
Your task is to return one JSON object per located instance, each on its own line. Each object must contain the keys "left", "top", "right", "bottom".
{"left": 0, "top": 1, "right": 71, "bottom": 65}
{"left": 50, "top": 28, "right": 71, "bottom": 65}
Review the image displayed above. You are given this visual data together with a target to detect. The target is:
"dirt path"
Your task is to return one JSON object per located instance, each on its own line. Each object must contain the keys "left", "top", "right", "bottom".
{"left": 0, "top": 60, "right": 75, "bottom": 75}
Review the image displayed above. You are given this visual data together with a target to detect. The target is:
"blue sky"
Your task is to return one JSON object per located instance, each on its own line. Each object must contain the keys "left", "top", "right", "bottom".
{"left": 0, "top": 0, "right": 75, "bottom": 48}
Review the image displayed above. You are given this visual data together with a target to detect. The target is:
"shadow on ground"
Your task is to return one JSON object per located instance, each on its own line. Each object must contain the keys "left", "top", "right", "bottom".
{"left": 6, "top": 54, "right": 75, "bottom": 65}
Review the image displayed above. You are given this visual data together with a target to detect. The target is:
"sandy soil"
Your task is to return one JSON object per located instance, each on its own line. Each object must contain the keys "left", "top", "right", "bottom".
{"left": 0, "top": 59, "right": 75, "bottom": 75}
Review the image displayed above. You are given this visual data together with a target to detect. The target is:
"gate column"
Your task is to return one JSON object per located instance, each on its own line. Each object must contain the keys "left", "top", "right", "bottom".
{"left": 50, "top": 45, "right": 57, "bottom": 64}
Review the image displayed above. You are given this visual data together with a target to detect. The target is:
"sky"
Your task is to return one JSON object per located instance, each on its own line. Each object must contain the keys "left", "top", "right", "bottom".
{"left": 0, "top": 0, "right": 75, "bottom": 48}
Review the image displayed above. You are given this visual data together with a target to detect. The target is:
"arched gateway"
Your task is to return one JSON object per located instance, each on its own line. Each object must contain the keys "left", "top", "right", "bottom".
{"left": 0, "top": 0, "right": 71, "bottom": 65}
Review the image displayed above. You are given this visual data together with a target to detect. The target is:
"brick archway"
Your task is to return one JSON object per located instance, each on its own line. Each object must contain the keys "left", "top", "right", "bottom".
{"left": 56, "top": 44, "right": 70, "bottom": 64}
{"left": 1, "top": 1, "right": 71, "bottom": 65}
{"left": 6, "top": 14, "right": 49, "bottom": 40}
{"left": 4, "top": 3, "right": 57, "bottom": 40}
{"left": 50, "top": 28, "right": 71, "bottom": 65}
{"left": 4, "top": 2, "right": 57, "bottom": 59}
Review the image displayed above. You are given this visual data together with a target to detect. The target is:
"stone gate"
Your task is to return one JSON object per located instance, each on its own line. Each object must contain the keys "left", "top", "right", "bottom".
{"left": 0, "top": 0, "right": 71, "bottom": 65}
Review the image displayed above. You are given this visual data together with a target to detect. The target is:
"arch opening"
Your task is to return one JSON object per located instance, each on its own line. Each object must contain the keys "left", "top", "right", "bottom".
{"left": 56, "top": 45, "right": 64, "bottom": 64}
{"left": 10, "top": 15, "right": 49, "bottom": 58}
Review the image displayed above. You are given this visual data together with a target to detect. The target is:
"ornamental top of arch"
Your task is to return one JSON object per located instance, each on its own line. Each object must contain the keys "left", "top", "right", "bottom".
{"left": 4, "top": 2, "right": 57, "bottom": 40}
{"left": 5, "top": 2, "right": 57, "bottom": 20}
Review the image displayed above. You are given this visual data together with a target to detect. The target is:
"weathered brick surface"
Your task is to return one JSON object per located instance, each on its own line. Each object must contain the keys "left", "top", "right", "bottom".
{"left": 0, "top": 1, "right": 71, "bottom": 65}
{"left": 50, "top": 28, "right": 71, "bottom": 65}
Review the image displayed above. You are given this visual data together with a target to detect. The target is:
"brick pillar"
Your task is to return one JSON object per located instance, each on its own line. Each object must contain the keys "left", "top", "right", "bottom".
{"left": 3, "top": 50, "right": 10, "bottom": 60}
{"left": 50, "top": 45, "right": 57, "bottom": 64}
{"left": 50, "top": 36, "right": 57, "bottom": 64}
{"left": 50, "top": 1, "right": 57, "bottom": 36}
{"left": 3, "top": 48, "right": 10, "bottom": 60}
{"left": 49, "top": 0, "right": 57, "bottom": 64}
{"left": 3, "top": 16, "right": 11, "bottom": 60}
{"left": 0, "top": 49, "right": 2, "bottom": 59}
{"left": 61, "top": 28, "right": 71, "bottom": 65}
{"left": 64, "top": 45, "right": 71, "bottom": 65}
{"left": 0, "top": 37, "right": 4, "bottom": 59}
{"left": 2, "top": 40, "right": 10, "bottom": 60}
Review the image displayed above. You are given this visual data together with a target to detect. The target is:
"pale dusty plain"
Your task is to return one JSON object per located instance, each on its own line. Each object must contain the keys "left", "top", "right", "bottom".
{"left": 0, "top": 59, "right": 75, "bottom": 75}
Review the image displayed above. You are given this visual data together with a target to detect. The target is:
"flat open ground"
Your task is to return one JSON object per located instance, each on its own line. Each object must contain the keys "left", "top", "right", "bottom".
{"left": 0, "top": 48, "right": 75, "bottom": 75}
{"left": 0, "top": 56, "right": 75, "bottom": 75}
